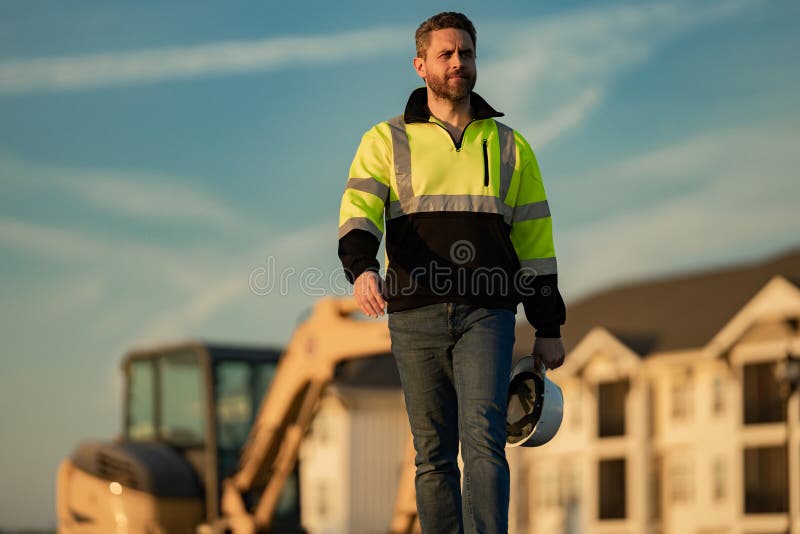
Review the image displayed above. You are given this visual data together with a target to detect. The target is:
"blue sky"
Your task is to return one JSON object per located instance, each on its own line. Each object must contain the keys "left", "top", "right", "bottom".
{"left": 1, "top": 0, "right": 799, "bottom": 528}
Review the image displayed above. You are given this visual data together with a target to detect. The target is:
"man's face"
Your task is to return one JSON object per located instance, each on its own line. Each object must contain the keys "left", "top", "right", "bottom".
{"left": 416, "top": 28, "right": 477, "bottom": 101}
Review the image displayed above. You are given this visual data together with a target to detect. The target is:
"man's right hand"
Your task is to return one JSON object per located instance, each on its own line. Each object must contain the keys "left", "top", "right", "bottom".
{"left": 354, "top": 270, "right": 386, "bottom": 318}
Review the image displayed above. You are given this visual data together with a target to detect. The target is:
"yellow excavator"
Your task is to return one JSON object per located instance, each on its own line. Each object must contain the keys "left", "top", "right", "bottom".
{"left": 56, "top": 297, "right": 421, "bottom": 533}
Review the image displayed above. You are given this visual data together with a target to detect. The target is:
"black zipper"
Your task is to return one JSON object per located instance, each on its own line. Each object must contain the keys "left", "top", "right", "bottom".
{"left": 431, "top": 120, "right": 488, "bottom": 186}
{"left": 482, "top": 139, "right": 489, "bottom": 187}
{"left": 433, "top": 119, "right": 476, "bottom": 151}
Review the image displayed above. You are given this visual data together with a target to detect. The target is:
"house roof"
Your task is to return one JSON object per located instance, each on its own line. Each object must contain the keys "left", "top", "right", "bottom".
{"left": 515, "top": 247, "right": 800, "bottom": 357}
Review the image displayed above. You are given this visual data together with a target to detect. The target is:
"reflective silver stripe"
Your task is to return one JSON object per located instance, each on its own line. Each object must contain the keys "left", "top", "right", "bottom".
{"left": 387, "top": 200, "right": 403, "bottom": 218}
{"left": 501, "top": 203, "right": 514, "bottom": 225}
{"left": 338, "top": 217, "right": 382, "bottom": 240}
{"left": 496, "top": 121, "right": 516, "bottom": 204}
{"left": 520, "top": 257, "right": 557, "bottom": 276}
{"left": 513, "top": 200, "right": 550, "bottom": 223}
{"left": 345, "top": 177, "right": 389, "bottom": 203}
{"left": 388, "top": 115, "right": 414, "bottom": 211}
{"left": 387, "top": 194, "right": 507, "bottom": 219}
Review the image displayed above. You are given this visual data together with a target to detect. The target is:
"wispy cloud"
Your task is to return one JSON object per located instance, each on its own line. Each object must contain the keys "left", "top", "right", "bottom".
{"left": 129, "top": 222, "right": 336, "bottom": 345}
{"left": 0, "top": 26, "right": 409, "bottom": 94}
{"left": 0, "top": 209, "right": 340, "bottom": 347}
{"left": 38, "top": 275, "right": 108, "bottom": 321}
{"left": 1, "top": 154, "right": 245, "bottom": 227}
{"left": 0, "top": 216, "right": 214, "bottom": 292}
{"left": 556, "top": 124, "right": 800, "bottom": 299}
{"left": 128, "top": 268, "right": 252, "bottom": 344}
{"left": 479, "top": 0, "right": 757, "bottom": 148}
{"left": 0, "top": 0, "right": 755, "bottom": 107}
{"left": 527, "top": 87, "right": 602, "bottom": 149}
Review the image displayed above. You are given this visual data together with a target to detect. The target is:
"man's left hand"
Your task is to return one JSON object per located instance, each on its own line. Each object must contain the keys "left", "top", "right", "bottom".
{"left": 532, "top": 337, "right": 565, "bottom": 370}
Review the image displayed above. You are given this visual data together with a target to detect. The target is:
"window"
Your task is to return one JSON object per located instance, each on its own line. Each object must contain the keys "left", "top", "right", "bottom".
{"left": 216, "top": 361, "right": 253, "bottom": 451}
{"left": 127, "top": 360, "right": 155, "bottom": 440}
{"left": 671, "top": 368, "right": 693, "bottom": 420}
{"left": 159, "top": 351, "right": 205, "bottom": 446}
{"left": 647, "top": 384, "right": 656, "bottom": 438}
{"left": 712, "top": 374, "right": 725, "bottom": 415}
{"left": 561, "top": 462, "right": 582, "bottom": 534}
{"left": 598, "top": 380, "right": 628, "bottom": 437}
{"left": 744, "top": 446, "right": 788, "bottom": 513}
{"left": 743, "top": 362, "right": 786, "bottom": 424}
{"left": 532, "top": 467, "right": 559, "bottom": 510}
{"left": 669, "top": 457, "right": 693, "bottom": 503}
{"left": 570, "top": 385, "right": 583, "bottom": 428}
{"left": 215, "top": 358, "right": 299, "bottom": 524}
{"left": 560, "top": 460, "right": 581, "bottom": 507}
{"left": 712, "top": 458, "right": 726, "bottom": 501}
{"left": 543, "top": 470, "right": 559, "bottom": 508}
{"left": 598, "top": 458, "right": 626, "bottom": 519}
{"left": 215, "top": 360, "right": 287, "bottom": 481}
{"left": 650, "top": 455, "right": 662, "bottom": 520}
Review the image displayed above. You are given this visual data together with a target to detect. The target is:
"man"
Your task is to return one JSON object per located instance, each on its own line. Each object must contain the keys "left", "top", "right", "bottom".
{"left": 338, "top": 12, "right": 566, "bottom": 534}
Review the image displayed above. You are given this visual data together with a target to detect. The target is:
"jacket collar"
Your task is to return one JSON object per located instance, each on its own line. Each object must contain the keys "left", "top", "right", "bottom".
{"left": 403, "top": 86, "right": 504, "bottom": 124}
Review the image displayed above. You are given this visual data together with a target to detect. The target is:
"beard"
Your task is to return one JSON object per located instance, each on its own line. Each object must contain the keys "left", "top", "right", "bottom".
{"left": 426, "top": 69, "right": 476, "bottom": 102}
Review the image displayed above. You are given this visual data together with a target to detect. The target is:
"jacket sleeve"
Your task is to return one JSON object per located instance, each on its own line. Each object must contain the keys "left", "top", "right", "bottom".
{"left": 338, "top": 126, "right": 392, "bottom": 284}
{"left": 508, "top": 135, "right": 566, "bottom": 338}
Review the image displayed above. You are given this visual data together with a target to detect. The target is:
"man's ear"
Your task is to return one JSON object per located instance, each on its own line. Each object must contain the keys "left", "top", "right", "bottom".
{"left": 412, "top": 56, "right": 426, "bottom": 80}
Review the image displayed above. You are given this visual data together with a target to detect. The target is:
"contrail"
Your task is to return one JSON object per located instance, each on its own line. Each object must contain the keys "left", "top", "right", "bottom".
{"left": 0, "top": 26, "right": 408, "bottom": 94}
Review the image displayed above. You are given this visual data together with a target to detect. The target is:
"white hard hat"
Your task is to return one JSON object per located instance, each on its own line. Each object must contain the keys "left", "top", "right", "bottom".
{"left": 506, "top": 355, "right": 564, "bottom": 447}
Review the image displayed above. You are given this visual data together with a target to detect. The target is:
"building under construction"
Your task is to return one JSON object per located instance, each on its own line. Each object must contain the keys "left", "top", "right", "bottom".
{"left": 508, "top": 248, "right": 800, "bottom": 534}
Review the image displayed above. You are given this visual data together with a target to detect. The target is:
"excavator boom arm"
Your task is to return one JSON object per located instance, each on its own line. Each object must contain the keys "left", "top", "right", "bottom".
{"left": 221, "top": 297, "right": 419, "bottom": 532}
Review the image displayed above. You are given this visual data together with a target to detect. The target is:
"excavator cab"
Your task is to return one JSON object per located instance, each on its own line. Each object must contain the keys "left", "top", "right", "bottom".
{"left": 56, "top": 341, "right": 303, "bottom": 533}
{"left": 58, "top": 298, "right": 418, "bottom": 534}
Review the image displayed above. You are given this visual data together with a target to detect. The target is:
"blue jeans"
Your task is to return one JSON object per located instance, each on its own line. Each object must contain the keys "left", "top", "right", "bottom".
{"left": 388, "top": 302, "right": 516, "bottom": 534}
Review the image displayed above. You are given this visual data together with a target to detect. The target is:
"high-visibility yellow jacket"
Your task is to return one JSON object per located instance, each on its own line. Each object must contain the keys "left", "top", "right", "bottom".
{"left": 338, "top": 88, "right": 565, "bottom": 337}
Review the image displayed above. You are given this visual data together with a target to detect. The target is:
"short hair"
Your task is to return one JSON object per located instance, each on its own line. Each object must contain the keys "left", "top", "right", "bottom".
{"left": 415, "top": 12, "right": 477, "bottom": 59}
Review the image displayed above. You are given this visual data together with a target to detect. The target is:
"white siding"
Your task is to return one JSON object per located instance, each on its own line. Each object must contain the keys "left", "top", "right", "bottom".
{"left": 301, "top": 386, "right": 407, "bottom": 534}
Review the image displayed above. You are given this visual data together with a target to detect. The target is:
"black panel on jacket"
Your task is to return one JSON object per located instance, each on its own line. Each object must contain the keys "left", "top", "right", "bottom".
{"left": 338, "top": 229, "right": 381, "bottom": 284}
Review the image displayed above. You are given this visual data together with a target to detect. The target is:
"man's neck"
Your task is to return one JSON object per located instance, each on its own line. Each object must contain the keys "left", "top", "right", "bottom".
{"left": 426, "top": 88, "right": 473, "bottom": 137}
